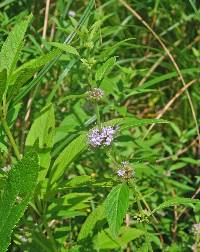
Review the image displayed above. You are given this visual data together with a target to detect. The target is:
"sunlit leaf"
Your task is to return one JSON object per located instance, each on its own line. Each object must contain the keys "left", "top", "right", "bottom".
{"left": 104, "top": 183, "right": 129, "bottom": 236}
{"left": 0, "top": 151, "right": 39, "bottom": 252}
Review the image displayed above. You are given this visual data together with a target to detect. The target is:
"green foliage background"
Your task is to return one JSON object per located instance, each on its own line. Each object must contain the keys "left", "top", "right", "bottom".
{"left": 0, "top": 0, "right": 199, "bottom": 251}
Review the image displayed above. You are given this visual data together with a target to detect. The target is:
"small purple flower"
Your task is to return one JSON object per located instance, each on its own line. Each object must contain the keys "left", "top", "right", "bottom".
{"left": 117, "top": 169, "right": 126, "bottom": 177}
{"left": 88, "top": 125, "right": 118, "bottom": 148}
{"left": 116, "top": 161, "right": 135, "bottom": 179}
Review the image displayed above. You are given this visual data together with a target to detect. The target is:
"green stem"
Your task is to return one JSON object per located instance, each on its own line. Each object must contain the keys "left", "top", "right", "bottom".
{"left": 1, "top": 119, "right": 21, "bottom": 160}
{"left": 95, "top": 102, "right": 101, "bottom": 130}
{"left": 106, "top": 151, "right": 118, "bottom": 166}
{"left": 135, "top": 185, "right": 158, "bottom": 223}
{"left": 133, "top": 183, "right": 153, "bottom": 252}
{"left": 137, "top": 200, "right": 153, "bottom": 251}
{"left": 144, "top": 223, "right": 153, "bottom": 252}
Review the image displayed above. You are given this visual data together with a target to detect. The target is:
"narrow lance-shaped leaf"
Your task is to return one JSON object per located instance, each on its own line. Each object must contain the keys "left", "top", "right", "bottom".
{"left": 0, "top": 14, "right": 33, "bottom": 75}
{"left": 0, "top": 151, "right": 39, "bottom": 252}
{"left": 94, "top": 227, "right": 145, "bottom": 250}
{"left": 50, "top": 134, "right": 88, "bottom": 185}
{"left": 104, "top": 183, "right": 129, "bottom": 236}
{"left": 25, "top": 104, "right": 55, "bottom": 181}
{"left": 103, "top": 117, "right": 169, "bottom": 130}
{"left": 7, "top": 49, "right": 60, "bottom": 101}
{"left": 49, "top": 42, "right": 79, "bottom": 56}
{"left": 78, "top": 204, "right": 105, "bottom": 241}
{"left": 25, "top": 104, "right": 55, "bottom": 149}
{"left": 152, "top": 198, "right": 200, "bottom": 214}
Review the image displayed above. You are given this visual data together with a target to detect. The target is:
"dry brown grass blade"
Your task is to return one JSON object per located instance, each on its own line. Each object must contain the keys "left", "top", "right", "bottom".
{"left": 119, "top": 0, "right": 200, "bottom": 145}
{"left": 42, "top": 0, "right": 51, "bottom": 42}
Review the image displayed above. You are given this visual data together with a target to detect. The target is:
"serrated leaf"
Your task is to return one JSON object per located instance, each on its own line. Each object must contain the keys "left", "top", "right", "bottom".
{"left": 78, "top": 204, "right": 105, "bottom": 241}
{"left": 0, "top": 14, "right": 32, "bottom": 75}
{"left": 104, "top": 183, "right": 129, "bottom": 236}
{"left": 152, "top": 198, "right": 200, "bottom": 214}
{"left": 0, "top": 69, "right": 7, "bottom": 103}
{"left": 0, "top": 151, "right": 39, "bottom": 252}
{"left": 50, "top": 134, "right": 87, "bottom": 184}
{"left": 95, "top": 57, "right": 116, "bottom": 81}
{"left": 49, "top": 42, "right": 79, "bottom": 55}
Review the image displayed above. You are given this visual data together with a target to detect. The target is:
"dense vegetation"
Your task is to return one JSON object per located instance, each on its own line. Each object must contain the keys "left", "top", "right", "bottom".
{"left": 0, "top": 0, "right": 200, "bottom": 251}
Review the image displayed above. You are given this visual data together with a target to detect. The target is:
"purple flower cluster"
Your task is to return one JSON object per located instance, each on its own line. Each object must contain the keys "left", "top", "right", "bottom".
{"left": 88, "top": 125, "right": 118, "bottom": 148}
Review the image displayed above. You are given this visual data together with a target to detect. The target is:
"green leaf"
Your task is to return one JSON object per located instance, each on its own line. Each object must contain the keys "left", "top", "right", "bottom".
{"left": 78, "top": 204, "right": 105, "bottom": 241}
{"left": 66, "top": 175, "right": 92, "bottom": 188}
{"left": 0, "top": 151, "right": 39, "bottom": 252}
{"left": 119, "top": 118, "right": 168, "bottom": 130}
{"left": 0, "top": 14, "right": 32, "bottom": 75}
{"left": 152, "top": 198, "right": 200, "bottom": 214}
{"left": 94, "top": 227, "right": 145, "bottom": 250}
{"left": 50, "top": 134, "right": 87, "bottom": 184}
{"left": 7, "top": 49, "right": 60, "bottom": 100}
{"left": 95, "top": 57, "right": 116, "bottom": 81}
{"left": 104, "top": 183, "right": 129, "bottom": 236}
{"left": 0, "top": 69, "right": 7, "bottom": 103}
{"left": 48, "top": 192, "right": 92, "bottom": 218}
{"left": 25, "top": 104, "right": 55, "bottom": 181}
{"left": 169, "top": 180, "right": 194, "bottom": 191}
{"left": 49, "top": 42, "right": 79, "bottom": 55}
{"left": 0, "top": 0, "right": 17, "bottom": 8}
{"left": 58, "top": 93, "right": 87, "bottom": 105}
{"left": 103, "top": 117, "right": 168, "bottom": 130}
{"left": 137, "top": 68, "right": 199, "bottom": 90}
{"left": 26, "top": 104, "right": 55, "bottom": 149}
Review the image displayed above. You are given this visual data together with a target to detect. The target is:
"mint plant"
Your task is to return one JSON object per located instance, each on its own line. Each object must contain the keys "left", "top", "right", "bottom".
{"left": 0, "top": 0, "right": 199, "bottom": 251}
